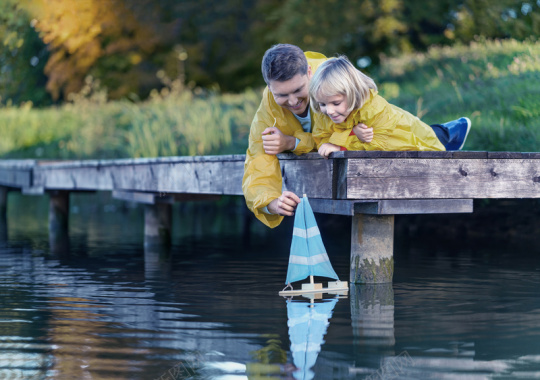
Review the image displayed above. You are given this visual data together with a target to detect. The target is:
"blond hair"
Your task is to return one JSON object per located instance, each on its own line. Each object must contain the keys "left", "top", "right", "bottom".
{"left": 309, "top": 56, "right": 377, "bottom": 114}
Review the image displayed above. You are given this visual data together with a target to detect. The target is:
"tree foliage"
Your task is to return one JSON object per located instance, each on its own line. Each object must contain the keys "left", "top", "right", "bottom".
{"left": 0, "top": 0, "right": 50, "bottom": 105}
{"left": 1, "top": 0, "right": 539, "bottom": 104}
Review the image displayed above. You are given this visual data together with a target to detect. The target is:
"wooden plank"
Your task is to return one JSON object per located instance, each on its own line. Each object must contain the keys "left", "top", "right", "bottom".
{"left": 418, "top": 151, "right": 453, "bottom": 158}
{"left": 34, "top": 165, "right": 115, "bottom": 190}
{"left": 333, "top": 158, "right": 348, "bottom": 200}
{"left": 450, "top": 151, "right": 488, "bottom": 159}
{"left": 0, "top": 168, "right": 33, "bottom": 188}
{"left": 309, "top": 199, "right": 473, "bottom": 215}
{"left": 363, "top": 199, "right": 473, "bottom": 214}
{"left": 112, "top": 190, "right": 165, "bottom": 205}
{"left": 342, "top": 158, "right": 540, "bottom": 199}
{"left": 33, "top": 158, "right": 246, "bottom": 194}
{"left": 31, "top": 154, "right": 331, "bottom": 197}
{"left": 310, "top": 198, "right": 367, "bottom": 215}
{"left": 110, "top": 160, "right": 245, "bottom": 194}
{"left": 112, "top": 190, "right": 222, "bottom": 204}
{"left": 488, "top": 152, "right": 525, "bottom": 159}
{"left": 281, "top": 158, "right": 333, "bottom": 198}
{"left": 331, "top": 151, "right": 421, "bottom": 159}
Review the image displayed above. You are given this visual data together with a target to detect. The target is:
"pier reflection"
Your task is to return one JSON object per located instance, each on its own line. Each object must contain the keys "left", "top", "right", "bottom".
{"left": 0, "top": 211, "right": 7, "bottom": 246}
{"left": 349, "top": 283, "right": 396, "bottom": 377}
{"left": 144, "top": 245, "right": 172, "bottom": 281}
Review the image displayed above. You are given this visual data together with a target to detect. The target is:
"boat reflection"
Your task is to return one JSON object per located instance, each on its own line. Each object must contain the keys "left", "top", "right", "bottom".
{"left": 285, "top": 294, "right": 342, "bottom": 380}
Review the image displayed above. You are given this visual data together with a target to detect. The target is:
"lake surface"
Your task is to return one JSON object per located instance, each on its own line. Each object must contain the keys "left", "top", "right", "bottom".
{"left": 1, "top": 193, "right": 540, "bottom": 379}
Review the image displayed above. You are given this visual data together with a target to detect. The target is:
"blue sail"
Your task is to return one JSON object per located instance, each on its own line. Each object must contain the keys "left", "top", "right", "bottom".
{"left": 285, "top": 195, "right": 339, "bottom": 284}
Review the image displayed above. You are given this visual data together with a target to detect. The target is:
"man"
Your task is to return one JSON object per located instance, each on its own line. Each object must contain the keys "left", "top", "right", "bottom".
{"left": 242, "top": 44, "right": 327, "bottom": 228}
{"left": 242, "top": 44, "right": 470, "bottom": 228}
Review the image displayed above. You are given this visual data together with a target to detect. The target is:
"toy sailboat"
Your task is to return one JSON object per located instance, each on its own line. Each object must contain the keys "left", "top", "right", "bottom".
{"left": 279, "top": 195, "right": 348, "bottom": 296}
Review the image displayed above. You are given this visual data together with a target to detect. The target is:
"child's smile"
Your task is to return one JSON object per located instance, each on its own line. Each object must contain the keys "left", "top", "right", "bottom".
{"left": 316, "top": 93, "right": 350, "bottom": 124}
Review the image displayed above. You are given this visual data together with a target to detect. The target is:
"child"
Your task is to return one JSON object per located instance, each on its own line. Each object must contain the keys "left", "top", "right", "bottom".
{"left": 309, "top": 56, "right": 471, "bottom": 157}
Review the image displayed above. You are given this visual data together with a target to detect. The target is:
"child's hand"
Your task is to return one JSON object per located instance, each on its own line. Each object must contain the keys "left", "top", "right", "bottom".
{"left": 352, "top": 123, "right": 374, "bottom": 143}
{"left": 318, "top": 143, "right": 341, "bottom": 159}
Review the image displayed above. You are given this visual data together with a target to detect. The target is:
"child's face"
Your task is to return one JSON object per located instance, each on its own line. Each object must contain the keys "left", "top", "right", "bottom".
{"left": 268, "top": 67, "right": 312, "bottom": 117}
{"left": 316, "top": 93, "right": 350, "bottom": 124}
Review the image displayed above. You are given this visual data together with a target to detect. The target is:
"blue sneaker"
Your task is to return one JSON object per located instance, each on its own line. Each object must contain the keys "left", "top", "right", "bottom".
{"left": 443, "top": 117, "right": 471, "bottom": 151}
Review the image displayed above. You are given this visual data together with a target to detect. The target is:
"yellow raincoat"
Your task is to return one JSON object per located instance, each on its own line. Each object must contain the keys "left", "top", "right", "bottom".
{"left": 313, "top": 89, "right": 445, "bottom": 152}
{"left": 242, "top": 52, "right": 329, "bottom": 228}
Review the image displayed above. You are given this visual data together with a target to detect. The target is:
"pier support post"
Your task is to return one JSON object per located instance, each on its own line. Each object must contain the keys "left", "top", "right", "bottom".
{"left": 49, "top": 190, "right": 70, "bottom": 253}
{"left": 350, "top": 214, "right": 394, "bottom": 284}
{"left": 0, "top": 187, "right": 7, "bottom": 243}
{"left": 144, "top": 203, "right": 172, "bottom": 247}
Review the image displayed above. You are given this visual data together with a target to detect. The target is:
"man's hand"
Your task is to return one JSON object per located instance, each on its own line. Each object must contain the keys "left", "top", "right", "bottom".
{"left": 318, "top": 143, "right": 341, "bottom": 159}
{"left": 352, "top": 123, "right": 374, "bottom": 143}
{"left": 267, "top": 191, "right": 301, "bottom": 216}
{"left": 262, "top": 127, "right": 296, "bottom": 155}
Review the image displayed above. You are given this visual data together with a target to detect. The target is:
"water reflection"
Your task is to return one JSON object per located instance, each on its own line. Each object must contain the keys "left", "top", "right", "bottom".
{"left": 3, "top": 193, "right": 540, "bottom": 379}
{"left": 286, "top": 295, "right": 340, "bottom": 380}
{"left": 144, "top": 245, "right": 172, "bottom": 281}
{"left": 349, "top": 284, "right": 395, "bottom": 377}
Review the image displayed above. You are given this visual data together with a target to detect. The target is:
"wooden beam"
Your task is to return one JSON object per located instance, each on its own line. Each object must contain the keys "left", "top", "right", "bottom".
{"left": 112, "top": 190, "right": 222, "bottom": 204}
{"left": 338, "top": 158, "right": 540, "bottom": 199}
{"left": 0, "top": 162, "right": 33, "bottom": 188}
{"left": 309, "top": 199, "right": 473, "bottom": 215}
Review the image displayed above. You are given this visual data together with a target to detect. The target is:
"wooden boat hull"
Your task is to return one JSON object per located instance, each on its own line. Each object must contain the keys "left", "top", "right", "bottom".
{"left": 279, "top": 281, "right": 349, "bottom": 296}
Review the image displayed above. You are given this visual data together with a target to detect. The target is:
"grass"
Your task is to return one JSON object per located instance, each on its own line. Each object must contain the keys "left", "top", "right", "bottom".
{"left": 0, "top": 38, "right": 539, "bottom": 159}
{"left": 0, "top": 78, "right": 259, "bottom": 159}
{"left": 375, "top": 38, "right": 540, "bottom": 151}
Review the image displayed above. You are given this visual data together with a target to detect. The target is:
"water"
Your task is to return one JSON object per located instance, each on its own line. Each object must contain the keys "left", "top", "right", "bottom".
{"left": 1, "top": 193, "right": 540, "bottom": 379}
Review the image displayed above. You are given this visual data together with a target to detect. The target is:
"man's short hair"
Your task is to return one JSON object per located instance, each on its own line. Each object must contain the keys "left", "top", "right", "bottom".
{"left": 261, "top": 44, "right": 308, "bottom": 85}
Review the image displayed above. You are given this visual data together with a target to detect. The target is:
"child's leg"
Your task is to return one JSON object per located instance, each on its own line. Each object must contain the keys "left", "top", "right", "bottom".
{"left": 433, "top": 117, "right": 471, "bottom": 151}
{"left": 430, "top": 124, "right": 450, "bottom": 146}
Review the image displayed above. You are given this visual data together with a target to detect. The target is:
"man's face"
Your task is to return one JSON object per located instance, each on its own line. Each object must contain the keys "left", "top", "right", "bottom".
{"left": 268, "top": 67, "right": 312, "bottom": 116}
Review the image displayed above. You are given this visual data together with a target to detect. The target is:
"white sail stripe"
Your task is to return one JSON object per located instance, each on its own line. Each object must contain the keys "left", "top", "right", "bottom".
{"left": 292, "top": 227, "right": 306, "bottom": 238}
{"left": 289, "top": 253, "right": 331, "bottom": 266}
{"left": 291, "top": 343, "right": 322, "bottom": 352}
{"left": 306, "top": 226, "right": 321, "bottom": 238}
{"left": 288, "top": 315, "right": 311, "bottom": 327}
{"left": 292, "top": 226, "right": 321, "bottom": 239}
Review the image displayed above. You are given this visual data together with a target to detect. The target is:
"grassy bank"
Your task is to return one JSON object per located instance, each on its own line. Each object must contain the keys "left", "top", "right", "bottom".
{"left": 0, "top": 80, "right": 260, "bottom": 159}
{"left": 0, "top": 38, "right": 538, "bottom": 159}
{"left": 375, "top": 38, "right": 540, "bottom": 151}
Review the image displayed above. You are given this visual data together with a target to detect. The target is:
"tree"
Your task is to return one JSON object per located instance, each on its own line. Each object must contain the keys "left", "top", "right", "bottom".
{"left": 452, "top": 0, "right": 540, "bottom": 42}
{"left": 0, "top": 0, "right": 50, "bottom": 105}
{"left": 27, "top": 0, "right": 177, "bottom": 100}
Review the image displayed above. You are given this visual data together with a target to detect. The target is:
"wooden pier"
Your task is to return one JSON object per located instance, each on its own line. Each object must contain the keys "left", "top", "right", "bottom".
{"left": 1, "top": 150, "right": 540, "bottom": 284}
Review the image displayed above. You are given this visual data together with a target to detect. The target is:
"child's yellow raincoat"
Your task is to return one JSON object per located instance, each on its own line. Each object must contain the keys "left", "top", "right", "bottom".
{"left": 313, "top": 89, "right": 445, "bottom": 152}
